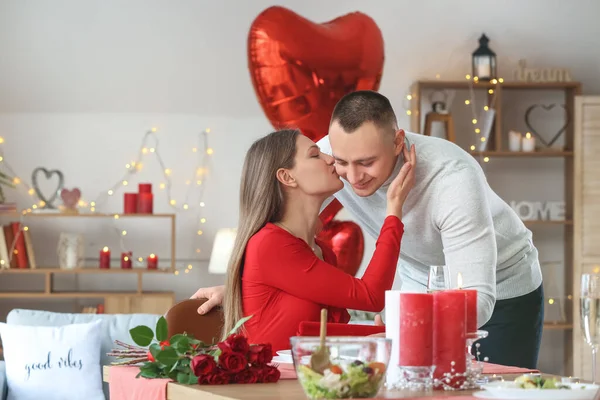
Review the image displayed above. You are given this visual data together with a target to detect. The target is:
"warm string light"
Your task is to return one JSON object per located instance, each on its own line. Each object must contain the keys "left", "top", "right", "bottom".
{"left": 0, "top": 129, "right": 212, "bottom": 276}
{"left": 84, "top": 127, "right": 213, "bottom": 275}
{"left": 464, "top": 74, "right": 502, "bottom": 164}
{"left": 401, "top": 73, "right": 502, "bottom": 166}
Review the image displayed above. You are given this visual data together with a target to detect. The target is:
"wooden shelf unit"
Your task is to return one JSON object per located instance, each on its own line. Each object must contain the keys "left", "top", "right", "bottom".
{"left": 410, "top": 80, "right": 581, "bottom": 152}
{"left": 0, "top": 212, "right": 177, "bottom": 315}
{"left": 572, "top": 96, "right": 600, "bottom": 380}
{"left": 410, "top": 80, "right": 581, "bottom": 376}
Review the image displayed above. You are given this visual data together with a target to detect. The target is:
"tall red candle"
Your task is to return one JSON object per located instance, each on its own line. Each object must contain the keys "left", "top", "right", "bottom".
{"left": 99, "top": 246, "right": 110, "bottom": 269}
{"left": 138, "top": 192, "right": 153, "bottom": 214}
{"left": 457, "top": 273, "right": 478, "bottom": 333}
{"left": 464, "top": 290, "right": 478, "bottom": 333}
{"left": 399, "top": 293, "right": 433, "bottom": 366}
{"left": 138, "top": 183, "right": 152, "bottom": 193}
{"left": 147, "top": 253, "right": 158, "bottom": 270}
{"left": 123, "top": 193, "right": 138, "bottom": 214}
{"left": 121, "top": 252, "right": 132, "bottom": 269}
{"left": 433, "top": 290, "right": 466, "bottom": 387}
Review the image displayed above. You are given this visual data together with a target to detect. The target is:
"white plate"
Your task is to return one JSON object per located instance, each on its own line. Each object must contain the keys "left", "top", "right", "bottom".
{"left": 271, "top": 355, "right": 294, "bottom": 364}
{"left": 276, "top": 350, "right": 292, "bottom": 357}
{"left": 474, "top": 381, "right": 600, "bottom": 400}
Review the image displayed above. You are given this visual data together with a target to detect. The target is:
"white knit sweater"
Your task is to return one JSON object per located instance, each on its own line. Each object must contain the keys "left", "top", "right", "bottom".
{"left": 318, "top": 132, "right": 543, "bottom": 327}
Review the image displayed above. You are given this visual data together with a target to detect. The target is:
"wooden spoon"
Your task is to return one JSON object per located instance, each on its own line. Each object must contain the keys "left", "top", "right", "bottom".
{"left": 310, "top": 308, "right": 331, "bottom": 374}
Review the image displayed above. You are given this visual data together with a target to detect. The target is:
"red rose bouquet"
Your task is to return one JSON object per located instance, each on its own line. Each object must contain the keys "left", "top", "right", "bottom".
{"left": 108, "top": 315, "right": 280, "bottom": 385}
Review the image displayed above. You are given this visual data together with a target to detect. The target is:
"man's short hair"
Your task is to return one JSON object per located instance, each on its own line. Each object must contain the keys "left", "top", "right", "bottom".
{"left": 330, "top": 90, "right": 398, "bottom": 133}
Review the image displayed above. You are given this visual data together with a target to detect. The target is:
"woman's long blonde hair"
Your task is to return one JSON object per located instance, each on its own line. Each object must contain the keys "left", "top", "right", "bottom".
{"left": 222, "top": 129, "right": 300, "bottom": 338}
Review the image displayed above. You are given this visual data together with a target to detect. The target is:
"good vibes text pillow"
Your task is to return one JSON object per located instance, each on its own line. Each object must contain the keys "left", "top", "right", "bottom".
{"left": 0, "top": 319, "right": 105, "bottom": 400}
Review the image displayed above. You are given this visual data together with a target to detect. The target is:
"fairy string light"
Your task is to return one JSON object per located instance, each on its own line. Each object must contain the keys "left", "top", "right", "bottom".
{"left": 401, "top": 73, "right": 503, "bottom": 165}
{"left": 87, "top": 127, "right": 212, "bottom": 275}
{"left": 0, "top": 128, "right": 213, "bottom": 276}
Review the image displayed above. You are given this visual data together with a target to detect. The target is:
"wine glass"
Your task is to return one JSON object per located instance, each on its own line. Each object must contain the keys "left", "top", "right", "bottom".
{"left": 427, "top": 265, "right": 450, "bottom": 293}
{"left": 580, "top": 273, "right": 600, "bottom": 383}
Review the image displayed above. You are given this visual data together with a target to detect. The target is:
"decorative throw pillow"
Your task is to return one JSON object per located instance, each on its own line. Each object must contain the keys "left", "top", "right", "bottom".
{"left": 0, "top": 319, "right": 105, "bottom": 400}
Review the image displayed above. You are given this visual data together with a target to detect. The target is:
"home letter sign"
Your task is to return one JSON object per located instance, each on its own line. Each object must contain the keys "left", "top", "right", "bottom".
{"left": 510, "top": 201, "right": 565, "bottom": 221}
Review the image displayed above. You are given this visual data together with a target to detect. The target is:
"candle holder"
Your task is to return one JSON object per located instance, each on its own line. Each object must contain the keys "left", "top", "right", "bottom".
{"left": 466, "top": 330, "right": 489, "bottom": 365}
{"left": 432, "top": 360, "right": 487, "bottom": 391}
{"left": 464, "top": 330, "right": 489, "bottom": 387}
{"left": 390, "top": 366, "right": 435, "bottom": 391}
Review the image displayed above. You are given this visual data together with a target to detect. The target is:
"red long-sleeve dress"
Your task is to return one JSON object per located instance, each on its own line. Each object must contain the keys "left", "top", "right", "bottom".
{"left": 241, "top": 215, "right": 404, "bottom": 351}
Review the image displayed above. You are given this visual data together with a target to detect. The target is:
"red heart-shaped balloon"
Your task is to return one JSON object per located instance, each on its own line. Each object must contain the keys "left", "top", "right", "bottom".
{"left": 317, "top": 220, "right": 365, "bottom": 277}
{"left": 248, "top": 6, "right": 385, "bottom": 142}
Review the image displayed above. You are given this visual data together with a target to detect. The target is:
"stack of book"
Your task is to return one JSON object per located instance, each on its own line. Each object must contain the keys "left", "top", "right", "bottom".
{"left": 0, "top": 218, "right": 37, "bottom": 269}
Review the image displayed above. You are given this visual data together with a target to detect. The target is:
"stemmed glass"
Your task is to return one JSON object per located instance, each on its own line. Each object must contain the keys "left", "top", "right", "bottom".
{"left": 580, "top": 273, "right": 600, "bottom": 383}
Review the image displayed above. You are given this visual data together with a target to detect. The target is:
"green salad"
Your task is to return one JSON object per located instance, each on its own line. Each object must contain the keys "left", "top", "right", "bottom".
{"left": 297, "top": 360, "right": 386, "bottom": 399}
{"left": 514, "top": 374, "right": 571, "bottom": 389}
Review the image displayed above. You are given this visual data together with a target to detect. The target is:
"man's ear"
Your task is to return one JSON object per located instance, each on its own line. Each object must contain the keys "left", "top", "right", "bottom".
{"left": 393, "top": 129, "right": 406, "bottom": 156}
{"left": 276, "top": 168, "right": 298, "bottom": 188}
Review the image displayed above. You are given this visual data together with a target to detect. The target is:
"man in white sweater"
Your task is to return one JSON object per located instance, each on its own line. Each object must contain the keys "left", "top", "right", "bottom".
{"left": 193, "top": 91, "right": 544, "bottom": 368}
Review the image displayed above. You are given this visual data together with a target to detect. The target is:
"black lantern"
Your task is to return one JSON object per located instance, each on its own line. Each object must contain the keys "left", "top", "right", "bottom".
{"left": 472, "top": 34, "right": 496, "bottom": 81}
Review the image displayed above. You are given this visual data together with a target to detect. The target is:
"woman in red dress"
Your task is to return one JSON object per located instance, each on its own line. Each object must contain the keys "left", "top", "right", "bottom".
{"left": 222, "top": 129, "right": 416, "bottom": 351}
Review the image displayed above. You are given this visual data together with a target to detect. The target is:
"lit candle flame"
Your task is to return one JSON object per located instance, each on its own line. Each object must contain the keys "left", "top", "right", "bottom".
{"left": 457, "top": 272, "right": 463, "bottom": 289}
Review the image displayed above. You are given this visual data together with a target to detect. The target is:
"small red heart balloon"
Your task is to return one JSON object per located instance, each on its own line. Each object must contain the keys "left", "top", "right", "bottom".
{"left": 317, "top": 220, "right": 365, "bottom": 277}
{"left": 248, "top": 6, "right": 385, "bottom": 142}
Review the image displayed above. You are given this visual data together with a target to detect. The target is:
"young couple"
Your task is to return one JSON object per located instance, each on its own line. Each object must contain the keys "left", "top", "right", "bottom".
{"left": 193, "top": 91, "right": 544, "bottom": 369}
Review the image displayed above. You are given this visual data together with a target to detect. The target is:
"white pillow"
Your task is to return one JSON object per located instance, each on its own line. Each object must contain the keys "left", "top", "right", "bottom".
{"left": 0, "top": 319, "right": 105, "bottom": 400}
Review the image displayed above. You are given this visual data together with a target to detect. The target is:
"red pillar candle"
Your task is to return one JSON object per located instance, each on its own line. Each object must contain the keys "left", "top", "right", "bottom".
{"left": 464, "top": 290, "right": 478, "bottom": 333}
{"left": 147, "top": 253, "right": 158, "bottom": 270}
{"left": 138, "top": 192, "right": 153, "bottom": 214}
{"left": 99, "top": 246, "right": 110, "bottom": 269}
{"left": 121, "top": 252, "right": 132, "bottom": 269}
{"left": 456, "top": 274, "right": 478, "bottom": 333}
{"left": 433, "top": 290, "right": 466, "bottom": 387}
{"left": 138, "top": 183, "right": 152, "bottom": 193}
{"left": 399, "top": 293, "right": 434, "bottom": 366}
{"left": 123, "top": 193, "right": 138, "bottom": 214}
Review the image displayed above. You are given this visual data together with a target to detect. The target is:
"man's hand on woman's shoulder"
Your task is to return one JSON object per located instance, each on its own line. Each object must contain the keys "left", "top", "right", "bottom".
{"left": 190, "top": 285, "right": 225, "bottom": 314}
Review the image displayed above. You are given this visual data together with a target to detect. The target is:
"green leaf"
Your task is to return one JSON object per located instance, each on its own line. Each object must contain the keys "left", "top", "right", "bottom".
{"left": 130, "top": 325, "right": 154, "bottom": 347}
{"left": 209, "top": 348, "right": 221, "bottom": 359}
{"left": 139, "top": 362, "right": 161, "bottom": 379}
{"left": 187, "top": 373, "right": 199, "bottom": 385}
{"left": 169, "top": 360, "right": 181, "bottom": 373}
{"left": 149, "top": 343, "right": 162, "bottom": 360}
{"left": 228, "top": 315, "right": 253, "bottom": 336}
{"left": 176, "top": 372, "right": 191, "bottom": 384}
{"left": 175, "top": 336, "right": 189, "bottom": 354}
{"left": 179, "top": 358, "right": 190, "bottom": 368}
{"left": 169, "top": 334, "right": 187, "bottom": 345}
{"left": 156, "top": 347, "right": 179, "bottom": 367}
{"left": 168, "top": 369, "right": 178, "bottom": 381}
{"left": 156, "top": 316, "right": 168, "bottom": 342}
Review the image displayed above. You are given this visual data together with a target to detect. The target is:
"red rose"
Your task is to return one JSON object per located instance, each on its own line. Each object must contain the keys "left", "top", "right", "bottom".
{"left": 218, "top": 350, "right": 247, "bottom": 373}
{"left": 260, "top": 365, "right": 280, "bottom": 383}
{"left": 198, "top": 370, "right": 229, "bottom": 385}
{"left": 191, "top": 354, "right": 217, "bottom": 376}
{"left": 233, "top": 368, "right": 259, "bottom": 384}
{"left": 218, "top": 334, "right": 250, "bottom": 354}
{"left": 247, "top": 344, "right": 273, "bottom": 366}
{"left": 159, "top": 340, "right": 170, "bottom": 350}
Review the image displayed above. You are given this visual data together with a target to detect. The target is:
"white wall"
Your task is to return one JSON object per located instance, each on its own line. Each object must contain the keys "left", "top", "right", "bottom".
{"left": 1, "top": 0, "right": 599, "bottom": 374}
